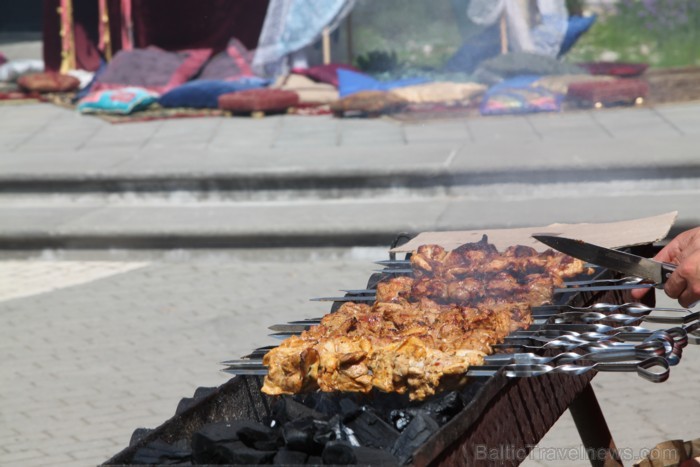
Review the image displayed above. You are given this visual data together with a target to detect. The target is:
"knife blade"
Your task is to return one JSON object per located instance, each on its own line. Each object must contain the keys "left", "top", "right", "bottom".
{"left": 533, "top": 235, "right": 676, "bottom": 284}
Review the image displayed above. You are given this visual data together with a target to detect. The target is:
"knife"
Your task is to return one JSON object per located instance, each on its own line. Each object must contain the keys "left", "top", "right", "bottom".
{"left": 533, "top": 235, "right": 676, "bottom": 285}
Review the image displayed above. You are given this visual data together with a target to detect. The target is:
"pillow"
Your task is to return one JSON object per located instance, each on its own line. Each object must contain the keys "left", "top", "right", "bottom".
{"left": 0, "top": 59, "right": 45, "bottom": 83}
{"left": 159, "top": 78, "right": 269, "bottom": 109}
{"left": 292, "top": 64, "right": 360, "bottom": 88}
{"left": 218, "top": 89, "right": 299, "bottom": 113}
{"left": 566, "top": 79, "right": 649, "bottom": 106}
{"left": 18, "top": 72, "right": 81, "bottom": 93}
{"left": 391, "top": 82, "right": 486, "bottom": 104}
{"left": 337, "top": 69, "right": 429, "bottom": 98}
{"left": 78, "top": 87, "right": 158, "bottom": 115}
{"left": 198, "top": 38, "right": 255, "bottom": 81}
{"left": 330, "top": 90, "right": 407, "bottom": 116}
{"left": 480, "top": 78, "right": 562, "bottom": 116}
{"left": 272, "top": 74, "right": 338, "bottom": 104}
{"left": 93, "top": 46, "right": 211, "bottom": 94}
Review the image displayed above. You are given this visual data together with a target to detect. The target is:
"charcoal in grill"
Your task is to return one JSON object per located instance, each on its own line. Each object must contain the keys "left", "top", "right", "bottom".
{"left": 273, "top": 448, "right": 308, "bottom": 464}
{"left": 345, "top": 408, "right": 399, "bottom": 449}
{"left": 321, "top": 440, "right": 356, "bottom": 464}
{"left": 191, "top": 420, "right": 279, "bottom": 464}
{"left": 390, "top": 411, "right": 440, "bottom": 464}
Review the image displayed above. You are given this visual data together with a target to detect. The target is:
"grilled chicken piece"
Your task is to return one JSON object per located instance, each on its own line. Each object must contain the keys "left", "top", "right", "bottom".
{"left": 262, "top": 238, "right": 590, "bottom": 400}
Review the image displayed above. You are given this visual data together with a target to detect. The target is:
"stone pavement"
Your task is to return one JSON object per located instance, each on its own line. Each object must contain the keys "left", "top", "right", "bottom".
{"left": 1, "top": 250, "right": 698, "bottom": 466}
{"left": 2, "top": 101, "right": 700, "bottom": 248}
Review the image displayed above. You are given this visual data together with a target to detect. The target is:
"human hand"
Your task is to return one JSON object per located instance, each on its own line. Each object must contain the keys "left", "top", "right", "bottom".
{"left": 631, "top": 227, "right": 700, "bottom": 308}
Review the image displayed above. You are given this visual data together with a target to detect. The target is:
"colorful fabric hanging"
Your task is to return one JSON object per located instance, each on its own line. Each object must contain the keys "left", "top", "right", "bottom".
{"left": 98, "top": 0, "right": 112, "bottom": 60}
{"left": 59, "top": 0, "right": 77, "bottom": 72}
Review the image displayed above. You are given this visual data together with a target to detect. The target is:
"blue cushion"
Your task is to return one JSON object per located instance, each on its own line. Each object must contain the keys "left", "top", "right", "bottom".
{"left": 337, "top": 69, "right": 430, "bottom": 98}
{"left": 559, "top": 15, "right": 597, "bottom": 56}
{"left": 159, "top": 78, "right": 269, "bottom": 109}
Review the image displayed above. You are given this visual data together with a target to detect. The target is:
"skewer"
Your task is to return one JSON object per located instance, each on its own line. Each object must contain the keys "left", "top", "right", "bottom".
{"left": 222, "top": 356, "right": 670, "bottom": 383}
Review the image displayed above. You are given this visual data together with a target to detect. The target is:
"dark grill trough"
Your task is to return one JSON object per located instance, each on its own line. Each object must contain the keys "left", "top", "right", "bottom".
{"left": 105, "top": 241, "right": 697, "bottom": 467}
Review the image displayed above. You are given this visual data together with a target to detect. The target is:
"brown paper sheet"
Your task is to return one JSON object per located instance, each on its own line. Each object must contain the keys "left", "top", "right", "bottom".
{"left": 391, "top": 212, "right": 678, "bottom": 253}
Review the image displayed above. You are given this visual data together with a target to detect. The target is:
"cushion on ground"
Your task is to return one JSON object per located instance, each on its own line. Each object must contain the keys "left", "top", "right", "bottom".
{"left": 337, "top": 69, "right": 429, "bottom": 98}
{"left": 272, "top": 74, "right": 338, "bottom": 104}
{"left": 93, "top": 46, "right": 212, "bottom": 94}
{"left": 291, "top": 64, "right": 360, "bottom": 88}
{"left": 218, "top": 88, "right": 299, "bottom": 112}
{"left": 17, "top": 72, "right": 81, "bottom": 93}
{"left": 159, "top": 78, "right": 269, "bottom": 109}
{"left": 77, "top": 87, "right": 158, "bottom": 115}
{"left": 330, "top": 90, "right": 407, "bottom": 115}
{"left": 391, "top": 82, "right": 486, "bottom": 104}
{"left": 0, "top": 59, "right": 45, "bottom": 82}
{"left": 480, "top": 77, "right": 561, "bottom": 116}
{"left": 577, "top": 62, "right": 649, "bottom": 77}
{"left": 566, "top": 79, "right": 649, "bottom": 105}
{"left": 197, "top": 38, "right": 255, "bottom": 81}
{"left": 532, "top": 74, "right": 615, "bottom": 95}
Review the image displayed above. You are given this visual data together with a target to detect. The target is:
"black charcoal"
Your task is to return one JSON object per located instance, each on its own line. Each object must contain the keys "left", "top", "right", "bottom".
{"left": 302, "top": 392, "right": 342, "bottom": 417}
{"left": 346, "top": 409, "right": 399, "bottom": 449}
{"left": 312, "top": 419, "right": 336, "bottom": 446}
{"left": 212, "top": 440, "right": 276, "bottom": 464}
{"left": 339, "top": 398, "right": 361, "bottom": 420}
{"left": 390, "top": 412, "right": 440, "bottom": 464}
{"left": 273, "top": 397, "right": 324, "bottom": 425}
{"left": 282, "top": 417, "right": 319, "bottom": 453}
{"left": 420, "top": 391, "right": 464, "bottom": 424}
{"left": 192, "top": 420, "right": 271, "bottom": 463}
{"left": 307, "top": 455, "right": 323, "bottom": 465}
{"left": 237, "top": 424, "right": 280, "bottom": 451}
{"left": 273, "top": 448, "right": 309, "bottom": 465}
{"left": 322, "top": 440, "right": 357, "bottom": 465}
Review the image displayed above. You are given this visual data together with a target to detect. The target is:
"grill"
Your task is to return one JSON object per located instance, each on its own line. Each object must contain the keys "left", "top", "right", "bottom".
{"left": 105, "top": 236, "right": 698, "bottom": 466}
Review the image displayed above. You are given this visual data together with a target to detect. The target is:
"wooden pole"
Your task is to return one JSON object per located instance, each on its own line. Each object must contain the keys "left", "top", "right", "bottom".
{"left": 322, "top": 27, "right": 331, "bottom": 65}
{"left": 499, "top": 13, "right": 508, "bottom": 54}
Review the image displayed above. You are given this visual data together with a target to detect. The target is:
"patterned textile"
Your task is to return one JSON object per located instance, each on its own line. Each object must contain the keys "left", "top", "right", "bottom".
{"left": 78, "top": 87, "right": 158, "bottom": 114}
{"left": 291, "top": 64, "right": 359, "bottom": 88}
{"left": 218, "top": 89, "right": 299, "bottom": 112}
{"left": 252, "top": 0, "right": 356, "bottom": 77}
{"left": 17, "top": 73, "right": 81, "bottom": 93}
{"left": 198, "top": 38, "right": 256, "bottom": 82}
{"left": 93, "top": 47, "right": 211, "bottom": 94}
{"left": 480, "top": 77, "right": 561, "bottom": 116}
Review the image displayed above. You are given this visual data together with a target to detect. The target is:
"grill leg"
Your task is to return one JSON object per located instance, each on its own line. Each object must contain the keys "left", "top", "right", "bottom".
{"left": 568, "top": 383, "right": 623, "bottom": 467}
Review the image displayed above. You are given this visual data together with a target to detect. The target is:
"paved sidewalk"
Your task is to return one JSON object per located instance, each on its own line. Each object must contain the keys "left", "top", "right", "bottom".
{"left": 0, "top": 251, "right": 698, "bottom": 466}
